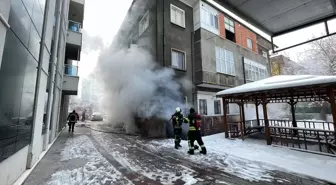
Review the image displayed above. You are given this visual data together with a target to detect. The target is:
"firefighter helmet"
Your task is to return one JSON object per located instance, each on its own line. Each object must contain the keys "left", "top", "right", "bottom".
{"left": 175, "top": 107, "right": 181, "bottom": 113}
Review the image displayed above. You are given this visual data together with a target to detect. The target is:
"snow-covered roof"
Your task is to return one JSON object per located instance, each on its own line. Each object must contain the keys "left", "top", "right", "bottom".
{"left": 216, "top": 75, "right": 336, "bottom": 97}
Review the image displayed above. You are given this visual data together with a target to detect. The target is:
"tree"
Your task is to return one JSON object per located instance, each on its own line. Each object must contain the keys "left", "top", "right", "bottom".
{"left": 297, "top": 35, "right": 336, "bottom": 120}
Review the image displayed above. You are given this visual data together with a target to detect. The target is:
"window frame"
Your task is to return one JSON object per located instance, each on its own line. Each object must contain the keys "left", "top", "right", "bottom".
{"left": 244, "top": 58, "right": 267, "bottom": 81}
{"left": 199, "top": 99, "right": 208, "bottom": 115}
{"left": 171, "top": 48, "right": 187, "bottom": 71}
{"left": 214, "top": 100, "right": 221, "bottom": 115}
{"left": 170, "top": 4, "right": 186, "bottom": 28}
{"left": 247, "top": 37, "right": 253, "bottom": 50}
{"left": 139, "top": 10, "right": 149, "bottom": 36}
{"left": 215, "top": 46, "right": 235, "bottom": 76}
{"left": 224, "top": 17, "right": 235, "bottom": 33}
{"left": 200, "top": 7, "right": 219, "bottom": 32}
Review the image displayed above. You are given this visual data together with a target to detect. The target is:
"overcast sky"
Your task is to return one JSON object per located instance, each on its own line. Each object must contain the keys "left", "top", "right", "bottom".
{"left": 79, "top": 0, "right": 133, "bottom": 78}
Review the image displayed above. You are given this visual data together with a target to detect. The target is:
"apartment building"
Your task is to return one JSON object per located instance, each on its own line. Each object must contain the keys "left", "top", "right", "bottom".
{"left": 193, "top": 1, "right": 273, "bottom": 116}
{"left": 113, "top": 0, "right": 195, "bottom": 110}
{"left": 271, "top": 55, "right": 304, "bottom": 76}
{"left": 114, "top": 0, "right": 272, "bottom": 117}
{"left": 0, "top": 0, "right": 84, "bottom": 184}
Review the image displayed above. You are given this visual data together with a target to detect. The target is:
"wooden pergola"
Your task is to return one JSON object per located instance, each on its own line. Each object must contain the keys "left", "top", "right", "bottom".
{"left": 216, "top": 75, "right": 336, "bottom": 145}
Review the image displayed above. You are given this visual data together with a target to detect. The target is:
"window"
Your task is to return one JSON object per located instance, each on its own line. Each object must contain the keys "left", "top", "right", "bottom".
{"left": 224, "top": 17, "right": 234, "bottom": 33}
{"left": 214, "top": 100, "right": 221, "bottom": 114}
{"left": 247, "top": 38, "right": 253, "bottom": 50}
{"left": 215, "top": 47, "right": 235, "bottom": 75}
{"left": 199, "top": 99, "right": 207, "bottom": 115}
{"left": 171, "top": 49, "right": 186, "bottom": 70}
{"left": 170, "top": 4, "right": 185, "bottom": 27}
{"left": 201, "top": 7, "right": 218, "bottom": 33}
{"left": 139, "top": 10, "right": 149, "bottom": 36}
{"left": 244, "top": 58, "right": 267, "bottom": 81}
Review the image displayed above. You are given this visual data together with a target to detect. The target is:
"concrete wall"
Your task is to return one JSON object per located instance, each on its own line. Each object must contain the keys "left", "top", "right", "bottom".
{"left": 199, "top": 29, "right": 268, "bottom": 86}
{"left": 62, "top": 75, "right": 79, "bottom": 94}
{"left": 0, "top": 146, "right": 29, "bottom": 185}
{"left": 163, "top": 0, "right": 194, "bottom": 106}
{"left": 66, "top": 30, "right": 82, "bottom": 46}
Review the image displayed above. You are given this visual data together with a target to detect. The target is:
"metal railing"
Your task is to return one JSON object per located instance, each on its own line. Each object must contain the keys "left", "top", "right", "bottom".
{"left": 64, "top": 64, "right": 79, "bottom": 76}
{"left": 68, "top": 20, "right": 81, "bottom": 32}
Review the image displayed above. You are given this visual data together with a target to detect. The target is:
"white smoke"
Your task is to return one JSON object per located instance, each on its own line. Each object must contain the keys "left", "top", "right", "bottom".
{"left": 95, "top": 45, "right": 190, "bottom": 133}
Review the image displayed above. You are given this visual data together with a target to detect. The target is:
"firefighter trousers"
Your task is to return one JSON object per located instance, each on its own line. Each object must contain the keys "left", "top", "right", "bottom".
{"left": 188, "top": 130, "right": 206, "bottom": 154}
{"left": 174, "top": 128, "right": 182, "bottom": 147}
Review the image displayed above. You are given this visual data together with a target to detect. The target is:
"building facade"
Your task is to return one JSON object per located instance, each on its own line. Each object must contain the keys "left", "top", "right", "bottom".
{"left": 193, "top": 1, "right": 272, "bottom": 116}
{"left": 0, "top": 0, "right": 84, "bottom": 184}
{"left": 270, "top": 55, "right": 304, "bottom": 76}
{"left": 115, "top": 0, "right": 272, "bottom": 117}
{"left": 113, "top": 0, "right": 195, "bottom": 111}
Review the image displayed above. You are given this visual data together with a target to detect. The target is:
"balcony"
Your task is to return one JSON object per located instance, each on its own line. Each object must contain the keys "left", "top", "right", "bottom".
{"left": 195, "top": 70, "right": 236, "bottom": 89}
{"left": 66, "top": 20, "right": 82, "bottom": 60}
{"left": 67, "top": 21, "right": 82, "bottom": 46}
{"left": 68, "top": 0, "right": 84, "bottom": 26}
{"left": 62, "top": 64, "right": 79, "bottom": 95}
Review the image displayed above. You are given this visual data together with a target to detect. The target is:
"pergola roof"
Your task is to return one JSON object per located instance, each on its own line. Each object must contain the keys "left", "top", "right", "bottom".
{"left": 216, "top": 75, "right": 336, "bottom": 103}
{"left": 214, "top": 0, "right": 336, "bottom": 36}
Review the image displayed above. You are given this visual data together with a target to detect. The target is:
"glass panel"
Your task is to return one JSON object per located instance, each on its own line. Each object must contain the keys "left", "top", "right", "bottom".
{"left": 171, "top": 7, "right": 175, "bottom": 23}
{"left": 9, "top": 0, "right": 31, "bottom": 47}
{"left": 214, "top": 15, "right": 218, "bottom": 29}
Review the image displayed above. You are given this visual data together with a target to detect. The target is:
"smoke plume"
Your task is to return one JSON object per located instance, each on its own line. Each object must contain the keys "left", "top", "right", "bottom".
{"left": 95, "top": 45, "right": 190, "bottom": 133}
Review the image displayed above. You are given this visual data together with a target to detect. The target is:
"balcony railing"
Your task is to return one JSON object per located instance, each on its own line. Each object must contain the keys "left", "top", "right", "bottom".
{"left": 64, "top": 64, "right": 78, "bottom": 76}
{"left": 68, "top": 20, "right": 82, "bottom": 32}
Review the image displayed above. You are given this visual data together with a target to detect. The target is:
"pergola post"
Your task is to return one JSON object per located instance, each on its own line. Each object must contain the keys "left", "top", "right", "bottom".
{"left": 288, "top": 99, "right": 298, "bottom": 135}
{"left": 239, "top": 102, "right": 245, "bottom": 140}
{"left": 222, "top": 98, "right": 228, "bottom": 138}
{"left": 255, "top": 100, "right": 260, "bottom": 126}
{"left": 327, "top": 88, "right": 336, "bottom": 135}
{"left": 262, "top": 97, "right": 271, "bottom": 145}
{"left": 241, "top": 101, "right": 246, "bottom": 135}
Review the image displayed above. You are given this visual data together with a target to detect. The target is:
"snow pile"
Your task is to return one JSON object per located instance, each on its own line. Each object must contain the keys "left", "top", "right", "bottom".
{"left": 48, "top": 135, "right": 131, "bottom": 185}
{"left": 149, "top": 134, "right": 336, "bottom": 183}
{"left": 92, "top": 132, "right": 200, "bottom": 184}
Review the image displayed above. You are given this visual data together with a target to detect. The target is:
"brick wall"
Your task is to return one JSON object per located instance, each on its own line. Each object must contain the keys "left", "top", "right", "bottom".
{"left": 218, "top": 12, "right": 225, "bottom": 39}
{"left": 234, "top": 22, "right": 258, "bottom": 53}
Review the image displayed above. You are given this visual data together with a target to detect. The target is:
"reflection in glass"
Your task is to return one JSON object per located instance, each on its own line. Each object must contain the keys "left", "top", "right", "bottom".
{"left": 0, "top": 30, "right": 35, "bottom": 162}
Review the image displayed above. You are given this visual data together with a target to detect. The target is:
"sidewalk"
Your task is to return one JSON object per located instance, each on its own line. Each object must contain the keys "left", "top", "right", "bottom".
{"left": 23, "top": 127, "right": 92, "bottom": 185}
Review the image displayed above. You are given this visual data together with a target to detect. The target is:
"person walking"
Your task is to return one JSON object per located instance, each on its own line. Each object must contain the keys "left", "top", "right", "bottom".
{"left": 67, "top": 110, "right": 79, "bottom": 132}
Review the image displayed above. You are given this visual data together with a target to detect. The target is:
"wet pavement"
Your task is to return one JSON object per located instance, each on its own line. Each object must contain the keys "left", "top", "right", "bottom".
{"left": 23, "top": 125, "right": 334, "bottom": 185}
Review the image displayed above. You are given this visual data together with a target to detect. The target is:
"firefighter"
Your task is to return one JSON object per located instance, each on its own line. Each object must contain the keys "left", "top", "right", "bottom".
{"left": 186, "top": 107, "right": 207, "bottom": 155}
{"left": 171, "top": 107, "right": 186, "bottom": 149}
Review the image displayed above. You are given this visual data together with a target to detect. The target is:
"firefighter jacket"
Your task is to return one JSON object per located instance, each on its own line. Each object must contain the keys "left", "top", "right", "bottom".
{"left": 186, "top": 112, "right": 201, "bottom": 131}
{"left": 171, "top": 112, "right": 186, "bottom": 128}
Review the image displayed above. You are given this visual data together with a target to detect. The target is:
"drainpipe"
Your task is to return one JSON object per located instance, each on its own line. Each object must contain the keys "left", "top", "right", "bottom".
{"left": 242, "top": 56, "right": 246, "bottom": 84}
{"left": 162, "top": 0, "right": 165, "bottom": 67}
{"left": 43, "top": 0, "right": 62, "bottom": 150}
{"left": 191, "top": 31, "right": 195, "bottom": 106}
{"left": 28, "top": 0, "right": 50, "bottom": 168}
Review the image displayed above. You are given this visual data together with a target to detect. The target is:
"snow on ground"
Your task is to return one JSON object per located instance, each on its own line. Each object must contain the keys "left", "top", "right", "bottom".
{"left": 147, "top": 134, "right": 336, "bottom": 184}
{"left": 92, "top": 132, "right": 200, "bottom": 184}
{"left": 48, "top": 135, "right": 132, "bottom": 185}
